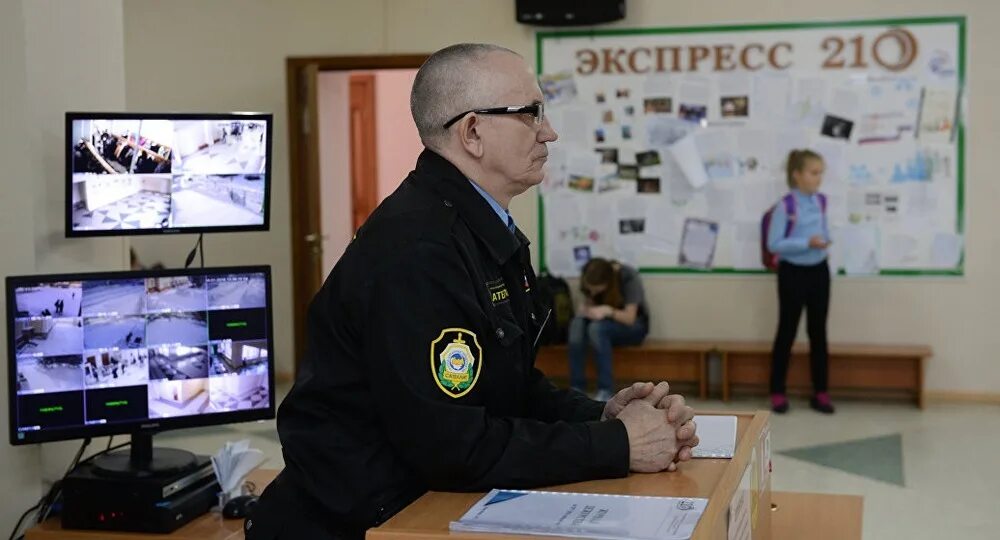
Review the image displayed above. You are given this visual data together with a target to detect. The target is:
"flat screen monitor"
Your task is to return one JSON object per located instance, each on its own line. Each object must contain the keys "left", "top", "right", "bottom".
{"left": 6, "top": 266, "right": 275, "bottom": 458}
{"left": 66, "top": 112, "right": 272, "bottom": 237}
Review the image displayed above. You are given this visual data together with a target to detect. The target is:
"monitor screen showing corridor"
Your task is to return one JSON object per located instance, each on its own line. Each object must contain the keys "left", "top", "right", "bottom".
{"left": 66, "top": 112, "right": 272, "bottom": 236}
{"left": 6, "top": 266, "right": 275, "bottom": 445}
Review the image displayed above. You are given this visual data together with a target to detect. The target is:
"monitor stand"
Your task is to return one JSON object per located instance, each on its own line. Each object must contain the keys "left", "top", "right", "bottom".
{"left": 92, "top": 433, "right": 198, "bottom": 478}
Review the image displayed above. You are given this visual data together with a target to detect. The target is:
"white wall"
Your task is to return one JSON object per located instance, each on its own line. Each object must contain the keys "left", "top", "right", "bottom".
{"left": 139, "top": 119, "right": 175, "bottom": 148}
{"left": 84, "top": 176, "right": 142, "bottom": 210}
{"left": 142, "top": 175, "right": 172, "bottom": 194}
{"left": 24, "top": 0, "right": 135, "bottom": 496}
{"left": 121, "top": 0, "right": 1000, "bottom": 396}
{"left": 318, "top": 72, "right": 354, "bottom": 275}
{"left": 24, "top": 0, "right": 130, "bottom": 274}
{"left": 0, "top": 0, "right": 44, "bottom": 529}
{"left": 151, "top": 379, "right": 206, "bottom": 404}
{"left": 174, "top": 121, "right": 212, "bottom": 158}
{"left": 214, "top": 372, "right": 268, "bottom": 399}
{"left": 2, "top": 0, "right": 132, "bottom": 528}
{"left": 71, "top": 182, "right": 86, "bottom": 208}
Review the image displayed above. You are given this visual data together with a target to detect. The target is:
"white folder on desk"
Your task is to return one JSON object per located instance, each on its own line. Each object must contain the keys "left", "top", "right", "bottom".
{"left": 451, "top": 489, "right": 707, "bottom": 540}
{"left": 692, "top": 415, "right": 737, "bottom": 458}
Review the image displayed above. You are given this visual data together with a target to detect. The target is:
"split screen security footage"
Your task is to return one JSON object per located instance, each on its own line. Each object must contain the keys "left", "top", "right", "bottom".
{"left": 67, "top": 112, "right": 272, "bottom": 236}
{"left": 8, "top": 268, "right": 274, "bottom": 444}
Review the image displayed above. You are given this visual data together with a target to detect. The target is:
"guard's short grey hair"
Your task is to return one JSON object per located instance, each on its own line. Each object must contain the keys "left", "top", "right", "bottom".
{"left": 410, "top": 43, "right": 521, "bottom": 150}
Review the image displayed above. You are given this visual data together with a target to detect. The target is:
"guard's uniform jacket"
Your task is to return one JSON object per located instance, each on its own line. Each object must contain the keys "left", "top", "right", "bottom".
{"left": 246, "top": 150, "right": 630, "bottom": 540}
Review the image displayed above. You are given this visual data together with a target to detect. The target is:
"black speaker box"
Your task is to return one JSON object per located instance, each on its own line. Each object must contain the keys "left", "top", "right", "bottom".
{"left": 515, "top": 0, "right": 626, "bottom": 27}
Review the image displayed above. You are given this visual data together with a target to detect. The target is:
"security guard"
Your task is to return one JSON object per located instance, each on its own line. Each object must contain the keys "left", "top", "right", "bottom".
{"left": 246, "top": 44, "right": 698, "bottom": 540}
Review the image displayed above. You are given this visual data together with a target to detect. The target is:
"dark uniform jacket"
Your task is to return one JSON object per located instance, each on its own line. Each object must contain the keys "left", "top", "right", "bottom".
{"left": 246, "top": 150, "right": 630, "bottom": 540}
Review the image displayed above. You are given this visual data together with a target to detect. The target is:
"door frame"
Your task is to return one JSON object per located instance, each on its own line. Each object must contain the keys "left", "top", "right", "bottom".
{"left": 286, "top": 54, "right": 427, "bottom": 374}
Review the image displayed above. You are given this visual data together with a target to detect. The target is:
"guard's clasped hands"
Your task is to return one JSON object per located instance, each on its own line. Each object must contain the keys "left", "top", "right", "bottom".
{"left": 602, "top": 381, "right": 699, "bottom": 473}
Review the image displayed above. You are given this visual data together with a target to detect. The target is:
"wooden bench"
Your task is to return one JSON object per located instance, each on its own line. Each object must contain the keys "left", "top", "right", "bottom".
{"left": 533, "top": 340, "right": 716, "bottom": 399}
{"left": 535, "top": 340, "right": 931, "bottom": 408}
{"left": 717, "top": 341, "right": 931, "bottom": 408}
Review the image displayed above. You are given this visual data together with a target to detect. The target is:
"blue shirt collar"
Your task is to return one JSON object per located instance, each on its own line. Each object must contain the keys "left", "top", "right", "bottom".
{"left": 469, "top": 180, "right": 514, "bottom": 233}
{"left": 791, "top": 188, "right": 816, "bottom": 202}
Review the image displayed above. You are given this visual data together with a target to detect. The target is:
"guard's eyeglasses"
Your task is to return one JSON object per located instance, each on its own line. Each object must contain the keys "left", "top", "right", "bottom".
{"left": 443, "top": 103, "right": 545, "bottom": 129}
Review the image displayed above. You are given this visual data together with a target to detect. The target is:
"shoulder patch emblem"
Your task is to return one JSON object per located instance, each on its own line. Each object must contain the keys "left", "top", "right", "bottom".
{"left": 430, "top": 328, "right": 482, "bottom": 398}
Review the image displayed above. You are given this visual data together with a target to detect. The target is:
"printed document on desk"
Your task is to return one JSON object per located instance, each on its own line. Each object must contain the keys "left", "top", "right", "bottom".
{"left": 450, "top": 489, "right": 707, "bottom": 540}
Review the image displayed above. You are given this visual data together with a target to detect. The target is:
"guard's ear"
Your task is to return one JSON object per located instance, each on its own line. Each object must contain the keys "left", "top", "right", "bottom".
{"left": 456, "top": 114, "right": 485, "bottom": 159}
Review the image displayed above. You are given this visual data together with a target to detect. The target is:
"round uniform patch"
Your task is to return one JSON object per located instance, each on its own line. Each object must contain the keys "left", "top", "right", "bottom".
{"left": 430, "top": 328, "right": 482, "bottom": 398}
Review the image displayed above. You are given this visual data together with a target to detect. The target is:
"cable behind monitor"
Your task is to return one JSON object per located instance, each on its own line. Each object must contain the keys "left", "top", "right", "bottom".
{"left": 183, "top": 233, "right": 205, "bottom": 269}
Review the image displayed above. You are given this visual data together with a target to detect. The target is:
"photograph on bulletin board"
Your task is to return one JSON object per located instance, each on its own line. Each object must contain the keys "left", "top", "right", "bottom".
{"left": 537, "top": 17, "right": 965, "bottom": 277}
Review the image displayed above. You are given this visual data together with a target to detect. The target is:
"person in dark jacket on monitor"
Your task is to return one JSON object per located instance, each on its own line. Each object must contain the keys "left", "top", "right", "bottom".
{"left": 245, "top": 44, "right": 699, "bottom": 540}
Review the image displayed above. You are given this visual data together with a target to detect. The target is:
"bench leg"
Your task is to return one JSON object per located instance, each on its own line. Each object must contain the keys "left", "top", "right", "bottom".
{"left": 699, "top": 353, "right": 708, "bottom": 400}
{"left": 721, "top": 351, "right": 730, "bottom": 402}
{"left": 917, "top": 357, "right": 925, "bottom": 409}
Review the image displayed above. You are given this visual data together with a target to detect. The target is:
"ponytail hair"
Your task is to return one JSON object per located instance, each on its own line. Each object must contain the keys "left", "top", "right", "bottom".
{"left": 786, "top": 149, "right": 823, "bottom": 189}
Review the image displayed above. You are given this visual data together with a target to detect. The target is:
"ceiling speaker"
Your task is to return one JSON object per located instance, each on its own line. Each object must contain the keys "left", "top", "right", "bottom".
{"left": 515, "top": 0, "right": 626, "bottom": 27}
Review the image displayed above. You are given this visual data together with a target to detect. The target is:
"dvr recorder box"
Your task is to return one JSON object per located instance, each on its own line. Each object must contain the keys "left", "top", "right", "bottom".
{"left": 62, "top": 456, "right": 219, "bottom": 533}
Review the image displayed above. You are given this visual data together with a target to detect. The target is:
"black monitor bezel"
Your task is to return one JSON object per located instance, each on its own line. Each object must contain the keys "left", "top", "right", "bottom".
{"left": 6, "top": 265, "right": 276, "bottom": 445}
{"left": 65, "top": 112, "right": 273, "bottom": 237}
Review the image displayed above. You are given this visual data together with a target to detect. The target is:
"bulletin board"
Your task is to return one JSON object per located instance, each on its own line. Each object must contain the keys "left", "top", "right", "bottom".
{"left": 536, "top": 17, "right": 966, "bottom": 277}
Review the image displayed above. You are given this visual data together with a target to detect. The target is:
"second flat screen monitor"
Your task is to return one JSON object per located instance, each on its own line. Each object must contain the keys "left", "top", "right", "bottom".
{"left": 66, "top": 112, "right": 272, "bottom": 236}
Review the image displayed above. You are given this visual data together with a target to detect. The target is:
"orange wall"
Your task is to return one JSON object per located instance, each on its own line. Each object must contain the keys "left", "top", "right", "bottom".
{"left": 317, "top": 71, "right": 353, "bottom": 276}
{"left": 318, "top": 68, "right": 422, "bottom": 276}
{"left": 374, "top": 69, "right": 421, "bottom": 202}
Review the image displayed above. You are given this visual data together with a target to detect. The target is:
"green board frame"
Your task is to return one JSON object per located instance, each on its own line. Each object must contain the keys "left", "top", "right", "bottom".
{"left": 536, "top": 16, "right": 966, "bottom": 277}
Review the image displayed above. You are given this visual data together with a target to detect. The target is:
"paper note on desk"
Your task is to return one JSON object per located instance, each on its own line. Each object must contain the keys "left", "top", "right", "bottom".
{"left": 451, "top": 489, "right": 707, "bottom": 540}
{"left": 212, "top": 439, "right": 268, "bottom": 499}
{"left": 691, "top": 415, "right": 737, "bottom": 458}
{"left": 727, "top": 462, "right": 752, "bottom": 540}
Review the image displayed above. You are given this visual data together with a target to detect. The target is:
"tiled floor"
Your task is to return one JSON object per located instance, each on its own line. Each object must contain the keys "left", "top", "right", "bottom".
{"left": 175, "top": 141, "right": 265, "bottom": 175}
{"left": 686, "top": 396, "right": 1000, "bottom": 539}
{"left": 208, "top": 384, "right": 269, "bottom": 412}
{"left": 169, "top": 189, "right": 263, "bottom": 227}
{"left": 149, "top": 386, "right": 210, "bottom": 418}
{"left": 149, "top": 350, "right": 209, "bottom": 380}
{"left": 72, "top": 191, "right": 170, "bottom": 230}
{"left": 156, "top": 387, "right": 999, "bottom": 539}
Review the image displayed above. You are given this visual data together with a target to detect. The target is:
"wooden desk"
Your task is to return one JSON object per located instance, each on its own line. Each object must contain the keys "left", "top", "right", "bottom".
{"left": 25, "top": 469, "right": 279, "bottom": 540}
{"left": 28, "top": 424, "right": 862, "bottom": 539}
{"left": 771, "top": 491, "right": 863, "bottom": 540}
{"left": 368, "top": 411, "right": 773, "bottom": 540}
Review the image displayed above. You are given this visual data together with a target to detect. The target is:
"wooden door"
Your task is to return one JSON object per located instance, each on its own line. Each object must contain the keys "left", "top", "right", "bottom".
{"left": 287, "top": 55, "right": 427, "bottom": 376}
{"left": 349, "top": 74, "right": 378, "bottom": 231}
{"left": 288, "top": 63, "right": 323, "bottom": 370}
